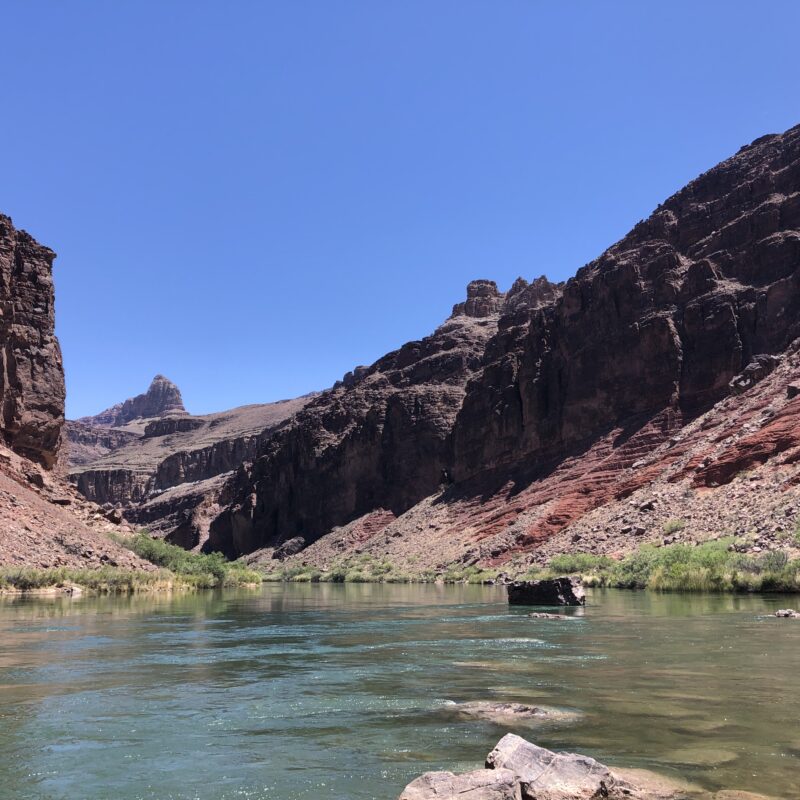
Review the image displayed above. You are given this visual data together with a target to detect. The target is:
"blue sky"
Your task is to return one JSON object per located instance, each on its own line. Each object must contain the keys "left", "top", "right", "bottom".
{"left": 2, "top": 2, "right": 798, "bottom": 418}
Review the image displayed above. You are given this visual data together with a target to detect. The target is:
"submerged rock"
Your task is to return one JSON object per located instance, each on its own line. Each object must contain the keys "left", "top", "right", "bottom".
{"left": 507, "top": 577, "right": 585, "bottom": 607}
{"left": 451, "top": 701, "right": 579, "bottom": 726}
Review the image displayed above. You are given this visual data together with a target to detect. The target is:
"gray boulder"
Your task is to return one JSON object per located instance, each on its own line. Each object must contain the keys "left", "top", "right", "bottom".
{"left": 486, "top": 734, "right": 616, "bottom": 799}
{"left": 399, "top": 768, "right": 520, "bottom": 799}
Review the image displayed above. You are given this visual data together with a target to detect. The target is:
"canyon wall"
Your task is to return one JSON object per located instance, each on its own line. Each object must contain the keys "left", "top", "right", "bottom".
{"left": 209, "top": 124, "right": 800, "bottom": 561}
{"left": 0, "top": 214, "right": 65, "bottom": 468}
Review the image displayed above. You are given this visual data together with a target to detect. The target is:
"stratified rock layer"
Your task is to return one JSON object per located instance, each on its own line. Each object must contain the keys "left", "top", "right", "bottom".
{"left": 212, "top": 123, "right": 800, "bottom": 563}
{"left": 68, "top": 386, "right": 313, "bottom": 548}
{"left": 0, "top": 215, "right": 65, "bottom": 468}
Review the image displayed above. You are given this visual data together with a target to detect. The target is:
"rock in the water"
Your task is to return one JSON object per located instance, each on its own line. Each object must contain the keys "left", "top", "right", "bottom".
{"left": 774, "top": 608, "right": 800, "bottom": 618}
{"left": 507, "top": 578, "right": 585, "bottom": 606}
{"left": 486, "top": 734, "right": 616, "bottom": 799}
{"left": 452, "top": 701, "right": 579, "bottom": 726}
{"left": 399, "top": 733, "right": 770, "bottom": 800}
{"left": 399, "top": 768, "right": 519, "bottom": 800}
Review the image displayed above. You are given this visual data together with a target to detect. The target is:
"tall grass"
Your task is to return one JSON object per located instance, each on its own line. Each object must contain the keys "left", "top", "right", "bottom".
{"left": 533, "top": 540, "right": 800, "bottom": 593}
{"left": 0, "top": 534, "right": 263, "bottom": 594}
{"left": 0, "top": 566, "right": 175, "bottom": 593}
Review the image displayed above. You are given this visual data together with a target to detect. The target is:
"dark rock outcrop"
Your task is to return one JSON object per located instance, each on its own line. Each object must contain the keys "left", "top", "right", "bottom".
{"left": 508, "top": 577, "right": 586, "bottom": 606}
{"left": 0, "top": 215, "right": 65, "bottom": 468}
{"left": 206, "top": 287, "right": 521, "bottom": 556}
{"left": 0, "top": 215, "right": 154, "bottom": 570}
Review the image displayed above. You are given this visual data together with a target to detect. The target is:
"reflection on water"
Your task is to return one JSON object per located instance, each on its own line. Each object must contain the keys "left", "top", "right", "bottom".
{"left": 0, "top": 584, "right": 798, "bottom": 799}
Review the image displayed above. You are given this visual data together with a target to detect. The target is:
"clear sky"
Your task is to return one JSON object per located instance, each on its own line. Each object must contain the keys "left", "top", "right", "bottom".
{"left": 2, "top": 2, "right": 798, "bottom": 418}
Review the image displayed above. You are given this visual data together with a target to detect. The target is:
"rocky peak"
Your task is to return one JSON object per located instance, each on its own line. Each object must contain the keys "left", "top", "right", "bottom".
{"left": 450, "top": 279, "right": 504, "bottom": 318}
{"left": 502, "top": 275, "right": 562, "bottom": 315}
{"left": 79, "top": 374, "right": 186, "bottom": 429}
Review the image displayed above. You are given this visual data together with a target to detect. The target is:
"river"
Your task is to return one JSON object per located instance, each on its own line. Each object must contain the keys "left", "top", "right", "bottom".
{"left": 0, "top": 584, "right": 798, "bottom": 799}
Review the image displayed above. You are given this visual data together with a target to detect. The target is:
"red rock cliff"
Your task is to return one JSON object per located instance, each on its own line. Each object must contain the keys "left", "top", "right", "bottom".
{"left": 0, "top": 215, "right": 65, "bottom": 468}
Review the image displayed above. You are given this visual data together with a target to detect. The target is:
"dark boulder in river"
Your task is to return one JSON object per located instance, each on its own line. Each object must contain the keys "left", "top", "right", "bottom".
{"left": 507, "top": 577, "right": 585, "bottom": 606}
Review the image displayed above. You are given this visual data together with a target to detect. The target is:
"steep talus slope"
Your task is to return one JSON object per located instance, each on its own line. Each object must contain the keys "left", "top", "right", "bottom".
{"left": 207, "top": 281, "right": 527, "bottom": 557}
{"left": 219, "top": 123, "right": 800, "bottom": 566}
{"left": 0, "top": 215, "right": 152, "bottom": 570}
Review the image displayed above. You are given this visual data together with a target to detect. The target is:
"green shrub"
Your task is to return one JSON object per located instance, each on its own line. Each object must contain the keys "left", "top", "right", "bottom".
{"left": 124, "top": 533, "right": 261, "bottom": 588}
{"left": 548, "top": 553, "right": 613, "bottom": 575}
{"left": 663, "top": 518, "right": 686, "bottom": 535}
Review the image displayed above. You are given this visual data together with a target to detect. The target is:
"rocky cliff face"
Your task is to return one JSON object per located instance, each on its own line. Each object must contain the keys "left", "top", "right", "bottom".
{"left": 0, "top": 216, "right": 153, "bottom": 570}
{"left": 211, "top": 123, "right": 800, "bottom": 563}
{"left": 452, "top": 128, "right": 800, "bottom": 484}
{"left": 0, "top": 215, "right": 65, "bottom": 468}
{"left": 207, "top": 279, "right": 558, "bottom": 556}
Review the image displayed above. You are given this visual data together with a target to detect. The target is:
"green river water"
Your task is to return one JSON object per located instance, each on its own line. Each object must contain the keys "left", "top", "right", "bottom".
{"left": 0, "top": 584, "right": 798, "bottom": 800}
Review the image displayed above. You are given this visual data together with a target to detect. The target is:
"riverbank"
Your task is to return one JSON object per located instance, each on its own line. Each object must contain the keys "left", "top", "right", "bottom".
{"left": 264, "top": 538, "right": 800, "bottom": 592}
{"left": 0, "top": 534, "right": 262, "bottom": 595}
{"left": 5, "top": 535, "right": 800, "bottom": 596}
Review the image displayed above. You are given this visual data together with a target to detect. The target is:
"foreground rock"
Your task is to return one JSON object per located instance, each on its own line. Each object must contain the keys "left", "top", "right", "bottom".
{"left": 400, "top": 768, "right": 519, "bottom": 800}
{"left": 399, "top": 733, "right": 769, "bottom": 800}
{"left": 508, "top": 578, "right": 585, "bottom": 607}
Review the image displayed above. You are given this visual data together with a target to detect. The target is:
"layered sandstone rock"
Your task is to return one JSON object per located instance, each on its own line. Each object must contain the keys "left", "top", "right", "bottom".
{"left": 213, "top": 122, "right": 800, "bottom": 564}
{"left": 0, "top": 215, "right": 65, "bottom": 468}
